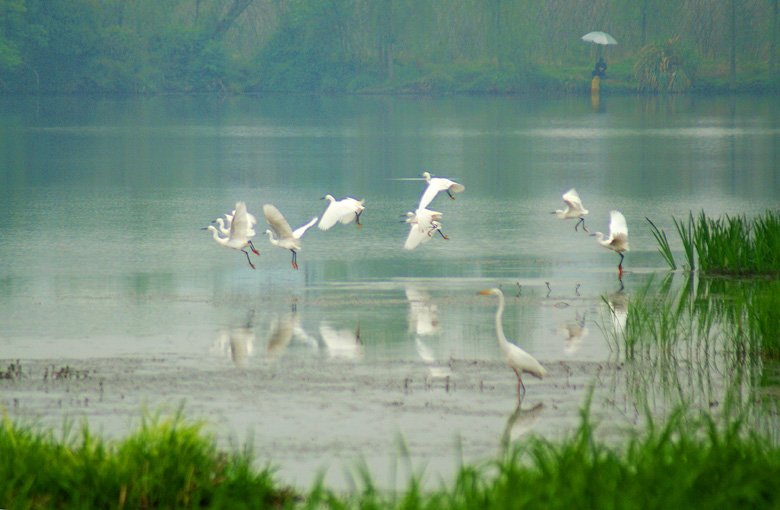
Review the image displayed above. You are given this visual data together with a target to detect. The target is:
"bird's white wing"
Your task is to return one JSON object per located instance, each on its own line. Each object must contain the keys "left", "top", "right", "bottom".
{"left": 293, "top": 216, "right": 319, "bottom": 239}
{"left": 338, "top": 199, "right": 364, "bottom": 225}
{"left": 404, "top": 221, "right": 428, "bottom": 250}
{"left": 449, "top": 181, "right": 465, "bottom": 194}
{"left": 562, "top": 189, "right": 583, "bottom": 210}
{"left": 318, "top": 201, "right": 342, "bottom": 230}
{"left": 417, "top": 182, "right": 440, "bottom": 210}
{"left": 506, "top": 342, "right": 548, "bottom": 379}
{"left": 229, "top": 201, "right": 250, "bottom": 240}
{"left": 609, "top": 210, "right": 628, "bottom": 238}
{"left": 415, "top": 208, "right": 442, "bottom": 232}
{"left": 263, "top": 204, "right": 294, "bottom": 239}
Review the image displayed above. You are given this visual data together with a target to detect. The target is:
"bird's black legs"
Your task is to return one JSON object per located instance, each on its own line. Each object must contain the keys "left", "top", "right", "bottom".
{"left": 355, "top": 211, "right": 362, "bottom": 228}
{"left": 436, "top": 228, "right": 449, "bottom": 240}
{"left": 447, "top": 189, "right": 455, "bottom": 200}
{"left": 618, "top": 252, "right": 624, "bottom": 278}
{"left": 514, "top": 370, "right": 527, "bottom": 400}
{"left": 242, "top": 249, "right": 256, "bottom": 269}
{"left": 575, "top": 217, "right": 588, "bottom": 232}
{"left": 248, "top": 240, "right": 260, "bottom": 255}
{"left": 291, "top": 250, "right": 298, "bottom": 270}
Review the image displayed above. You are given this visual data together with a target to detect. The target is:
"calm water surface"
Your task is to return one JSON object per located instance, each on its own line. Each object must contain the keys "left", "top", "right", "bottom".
{"left": 1, "top": 94, "right": 778, "bottom": 362}
{"left": 0, "top": 94, "right": 778, "bottom": 484}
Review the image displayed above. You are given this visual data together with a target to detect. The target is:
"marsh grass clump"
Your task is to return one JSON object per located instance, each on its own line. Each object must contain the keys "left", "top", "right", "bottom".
{"left": 0, "top": 409, "right": 294, "bottom": 509}
{"left": 648, "top": 210, "right": 780, "bottom": 276}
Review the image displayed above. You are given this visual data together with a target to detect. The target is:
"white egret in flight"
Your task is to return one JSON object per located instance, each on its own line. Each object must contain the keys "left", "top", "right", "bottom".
{"left": 552, "top": 188, "right": 588, "bottom": 232}
{"left": 403, "top": 208, "right": 448, "bottom": 250}
{"left": 318, "top": 195, "right": 366, "bottom": 230}
{"left": 592, "top": 210, "right": 630, "bottom": 278}
{"left": 418, "top": 172, "right": 465, "bottom": 209}
{"left": 263, "top": 204, "right": 318, "bottom": 270}
{"left": 202, "top": 201, "right": 260, "bottom": 269}
{"left": 478, "top": 287, "right": 548, "bottom": 399}
{"left": 213, "top": 209, "right": 257, "bottom": 237}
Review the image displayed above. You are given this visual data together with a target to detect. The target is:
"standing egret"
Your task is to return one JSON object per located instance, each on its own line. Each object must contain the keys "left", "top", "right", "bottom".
{"left": 592, "top": 210, "right": 630, "bottom": 277}
{"left": 418, "top": 172, "right": 465, "bottom": 209}
{"left": 552, "top": 188, "right": 589, "bottom": 232}
{"left": 318, "top": 195, "right": 366, "bottom": 230}
{"left": 263, "top": 204, "right": 318, "bottom": 270}
{"left": 202, "top": 201, "right": 260, "bottom": 269}
{"left": 478, "top": 288, "right": 548, "bottom": 399}
{"left": 404, "top": 208, "right": 448, "bottom": 250}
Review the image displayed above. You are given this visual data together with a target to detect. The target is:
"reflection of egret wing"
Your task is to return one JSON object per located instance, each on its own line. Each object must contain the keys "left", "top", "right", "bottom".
{"left": 320, "top": 324, "right": 363, "bottom": 360}
{"left": 266, "top": 314, "right": 295, "bottom": 357}
{"left": 263, "top": 204, "right": 294, "bottom": 239}
{"left": 499, "top": 403, "right": 544, "bottom": 452}
{"left": 415, "top": 337, "right": 452, "bottom": 379}
{"left": 606, "top": 289, "right": 628, "bottom": 332}
{"left": 292, "top": 319, "right": 318, "bottom": 350}
{"left": 559, "top": 312, "right": 588, "bottom": 355}
{"left": 229, "top": 328, "right": 256, "bottom": 368}
{"left": 406, "top": 286, "right": 440, "bottom": 336}
{"left": 415, "top": 337, "right": 436, "bottom": 364}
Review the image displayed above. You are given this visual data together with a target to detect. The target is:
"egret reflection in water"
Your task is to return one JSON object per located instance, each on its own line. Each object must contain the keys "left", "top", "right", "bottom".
{"left": 406, "top": 286, "right": 440, "bottom": 337}
{"left": 499, "top": 402, "right": 545, "bottom": 453}
{"left": 319, "top": 323, "right": 363, "bottom": 360}
{"left": 559, "top": 312, "right": 588, "bottom": 355}
{"left": 212, "top": 310, "right": 256, "bottom": 368}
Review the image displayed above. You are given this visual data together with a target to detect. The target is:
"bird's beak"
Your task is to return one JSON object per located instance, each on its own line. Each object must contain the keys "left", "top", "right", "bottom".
{"left": 319, "top": 196, "right": 327, "bottom": 200}
{"left": 200, "top": 227, "right": 208, "bottom": 230}
{"left": 477, "top": 290, "right": 491, "bottom": 296}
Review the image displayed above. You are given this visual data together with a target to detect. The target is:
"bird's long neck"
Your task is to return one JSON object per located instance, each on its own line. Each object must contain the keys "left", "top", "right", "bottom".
{"left": 265, "top": 231, "right": 279, "bottom": 246}
{"left": 207, "top": 225, "right": 228, "bottom": 245}
{"left": 493, "top": 292, "right": 509, "bottom": 349}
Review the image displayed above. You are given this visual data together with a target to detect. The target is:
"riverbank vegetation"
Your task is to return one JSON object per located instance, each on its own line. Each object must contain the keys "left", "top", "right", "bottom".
{"left": 2, "top": 402, "right": 780, "bottom": 509}
{"left": 0, "top": 0, "right": 779, "bottom": 95}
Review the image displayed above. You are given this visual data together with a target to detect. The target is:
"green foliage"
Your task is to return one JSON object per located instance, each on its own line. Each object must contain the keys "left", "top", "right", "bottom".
{"left": 693, "top": 210, "right": 780, "bottom": 276}
{"left": 0, "top": 0, "right": 778, "bottom": 94}
{"left": 648, "top": 210, "right": 780, "bottom": 276}
{"left": 0, "top": 409, "right": 292, "bottom": 509}
{"left": 646, "top": 217, "right": 677, "bottom": 270}
{"left": 634, "top": 37, "right": 699, "bottom": 92}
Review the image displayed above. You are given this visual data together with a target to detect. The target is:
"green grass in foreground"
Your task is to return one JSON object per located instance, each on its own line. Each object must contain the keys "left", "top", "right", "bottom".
{"left": 2, "top": 402, "right": 780, "bottom": 509}
{"left": 0, "top": 409, "right": 294, "bottom": 509}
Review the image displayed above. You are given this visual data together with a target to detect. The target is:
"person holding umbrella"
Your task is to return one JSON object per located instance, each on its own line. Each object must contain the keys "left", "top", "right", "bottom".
{"left": 593, "top": 57, "right": 607, "bottom": 78}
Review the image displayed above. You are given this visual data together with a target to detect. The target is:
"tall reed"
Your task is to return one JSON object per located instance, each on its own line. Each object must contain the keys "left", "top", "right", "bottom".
{"left": 648, "top": 210, "right": 780, "bottom": 275}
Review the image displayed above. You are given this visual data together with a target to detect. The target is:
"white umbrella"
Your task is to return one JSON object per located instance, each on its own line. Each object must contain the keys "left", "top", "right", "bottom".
{"left": 581, "top": 31, "right": 618, "bottom": 46}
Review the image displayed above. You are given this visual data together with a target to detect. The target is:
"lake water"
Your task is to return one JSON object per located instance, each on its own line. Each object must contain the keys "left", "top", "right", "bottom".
{"left": 1, "top": 94, "right": 779, "bottom": 487}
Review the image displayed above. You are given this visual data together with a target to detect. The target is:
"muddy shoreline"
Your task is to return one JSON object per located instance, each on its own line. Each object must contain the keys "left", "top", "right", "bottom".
{"left": 1, "top": 356, "right": 651, "bottom": 489}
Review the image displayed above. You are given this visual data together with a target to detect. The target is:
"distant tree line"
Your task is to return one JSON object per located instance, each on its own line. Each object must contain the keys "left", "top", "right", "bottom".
{"left": 0, "top": 0, "right": 777, "bottom": 94}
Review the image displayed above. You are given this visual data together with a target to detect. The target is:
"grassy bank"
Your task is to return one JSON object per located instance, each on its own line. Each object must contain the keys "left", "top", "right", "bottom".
{"left": 2, "top": 403, "right": 780, "bottom": 509}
